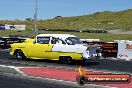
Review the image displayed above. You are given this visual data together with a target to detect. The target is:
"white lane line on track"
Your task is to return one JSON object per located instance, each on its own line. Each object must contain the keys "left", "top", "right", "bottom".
{"left": 0, "top": 49, "right": 10, "bottom": 51}
{"left": 17, "top": 66, "right": 132, "bottom": 75}
{"left": 0, "top": 65, "right": 27, "bottom": 76}
{"left": 23, "top": 74, "right": 113, "bottom": 88}
{"left": 0, "top": 65, "right": 15, "bottom": 68}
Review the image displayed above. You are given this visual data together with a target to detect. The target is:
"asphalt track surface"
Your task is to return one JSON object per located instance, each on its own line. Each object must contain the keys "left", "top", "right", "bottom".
{"left": 0, "top": 49, "right": 132, "bottom": 88}
{"left": 0, "top": 72, "right": 93, "bottom": 88}
{"left": 0, "top": 49, "right": 108, "bottom": 88}
{"left": 0, "top": 49, "right": 132, "bottom": 74}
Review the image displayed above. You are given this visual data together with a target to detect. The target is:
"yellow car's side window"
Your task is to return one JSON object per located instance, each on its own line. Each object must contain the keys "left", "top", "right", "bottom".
{"left": 37, "top": 37, "right": 50, "bottom": 44}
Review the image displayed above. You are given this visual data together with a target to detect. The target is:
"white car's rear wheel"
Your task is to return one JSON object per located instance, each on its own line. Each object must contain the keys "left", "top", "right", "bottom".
{"left": 59, "top": 56, "right": 73, "bottom": 64}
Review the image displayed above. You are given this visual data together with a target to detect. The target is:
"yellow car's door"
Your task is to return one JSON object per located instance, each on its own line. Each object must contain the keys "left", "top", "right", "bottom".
{"left": 28, "top": 36, "right": 53, "bottom": 59}
{"left": 28, "top": 44, "right": 53, "bottom": 59}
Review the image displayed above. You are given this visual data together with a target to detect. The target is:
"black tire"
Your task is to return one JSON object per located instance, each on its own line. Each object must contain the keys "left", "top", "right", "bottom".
{"left": 16, "top": 50, "right": 26, "bottom": 60}
{"left": 81, "top": 59, "right": 87, "bottom": 65}
{"left": 76, "top": 76, "right": 87, "bottom": 85}
{"left": 59, "top": 56, "right": 73, "bottom": 64}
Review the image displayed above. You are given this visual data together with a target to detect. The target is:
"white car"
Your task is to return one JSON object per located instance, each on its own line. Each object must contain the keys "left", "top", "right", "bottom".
{"left": 10, "top": 34, "right": 99, "bottom": 64}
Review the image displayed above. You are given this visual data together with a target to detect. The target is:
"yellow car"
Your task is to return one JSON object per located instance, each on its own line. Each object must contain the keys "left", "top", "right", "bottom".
{"left": 10, "top": 34, "right": 95, "bottom": 64}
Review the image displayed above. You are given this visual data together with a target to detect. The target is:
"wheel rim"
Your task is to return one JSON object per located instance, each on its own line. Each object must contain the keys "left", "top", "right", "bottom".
{"left": 59, "top": 57, "right": 72, "bottom": 64}
{"left": 16, "top": 51, "right": 23, "bottom": 59}
{"left": 66, "top": 58, "right": 72, "bottom": 64}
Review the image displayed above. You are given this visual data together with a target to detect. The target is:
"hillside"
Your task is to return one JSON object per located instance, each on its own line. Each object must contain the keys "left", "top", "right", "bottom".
{"left": 0, "top": 9, "right": 132, "bottom": 30}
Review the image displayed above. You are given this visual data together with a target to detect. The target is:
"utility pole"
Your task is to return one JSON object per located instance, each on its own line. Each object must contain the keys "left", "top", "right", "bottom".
{"left": 33, "top": 0, "right": 38, "bottom": 34}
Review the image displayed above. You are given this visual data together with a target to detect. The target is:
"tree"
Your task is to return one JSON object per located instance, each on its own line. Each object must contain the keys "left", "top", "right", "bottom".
{"left": 26, "top": 18, "right": 33, "bottom": 21}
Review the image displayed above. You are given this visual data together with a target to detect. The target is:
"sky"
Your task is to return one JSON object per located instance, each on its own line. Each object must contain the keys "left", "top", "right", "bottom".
{"left": 0, "top": 0, "right": 132, "bottom": 20}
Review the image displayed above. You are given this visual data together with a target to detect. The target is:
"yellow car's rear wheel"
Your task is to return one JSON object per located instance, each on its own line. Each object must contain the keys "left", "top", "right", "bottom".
{"left": 15, "top": 50, "right": 27, "bottom": 60}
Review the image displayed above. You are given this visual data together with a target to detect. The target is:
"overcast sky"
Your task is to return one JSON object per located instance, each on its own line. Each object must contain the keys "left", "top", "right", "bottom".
{"left": 0, "top": 0, "right": 132, "bottom": 20}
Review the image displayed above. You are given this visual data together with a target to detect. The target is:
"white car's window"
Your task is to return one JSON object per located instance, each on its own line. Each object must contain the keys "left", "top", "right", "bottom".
{"left": 65, "top": 37, "right": 82, "bottom": 45}
{"left": 51, "top": 37, "right": 58, "bottom": 44}
{"left": 58, "top": 40, "right": 66, "bottom": 44}
{"left": 51, "top": 37, "right": 66, "bottom": 44}
{"left": 37, "top": 37, "right": 50, "bottom": 44}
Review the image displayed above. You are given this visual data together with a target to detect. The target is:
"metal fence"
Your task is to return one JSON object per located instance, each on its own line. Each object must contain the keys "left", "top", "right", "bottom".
{"left": 0, "top": 37, "right": 26, "bottom": 49}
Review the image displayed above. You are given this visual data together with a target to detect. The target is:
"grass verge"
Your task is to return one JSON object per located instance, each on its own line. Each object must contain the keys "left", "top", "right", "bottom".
{"left": 0, "top": 30, "right": 132, "bottom": 42}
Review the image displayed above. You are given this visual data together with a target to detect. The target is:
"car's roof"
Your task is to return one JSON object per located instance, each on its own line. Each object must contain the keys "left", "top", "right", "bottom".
{"left": 36, "top": 34, "right": 76, "bottom": 39}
